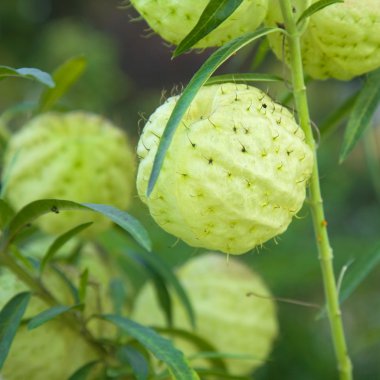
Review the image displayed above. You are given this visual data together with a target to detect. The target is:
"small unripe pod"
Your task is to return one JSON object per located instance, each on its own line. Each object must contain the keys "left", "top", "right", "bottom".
{"left": 132, "top": 253, "right": 278, "bottom": 375}
{"left": 130, "top": 0, "right": 268, "bottom": 47}
{"left": 2, "top": 111, "right": 135, "bottom": 236}
{"left": 137, "top": 83, "right": 313, "bottom": 254}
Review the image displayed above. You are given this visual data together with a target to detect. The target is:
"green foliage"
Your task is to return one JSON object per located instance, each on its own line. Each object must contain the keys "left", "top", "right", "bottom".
{"left": 296, "top": 0, "right": 344, "bottom": 25}
{"left": 0, "top": 66, "right": 54, "bottom": 88}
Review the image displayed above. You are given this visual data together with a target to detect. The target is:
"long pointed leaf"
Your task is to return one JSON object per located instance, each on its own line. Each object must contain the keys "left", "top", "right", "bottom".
{"left": 38, "top": 56, "right": 87, "bottom": 112}
{"left": 297, "top": 0, "right": 343, "bottom": 25}
{"left": 0, "top": 199, "right": 151, "bottom": 252}
{"left": 99, "top": 314, "right": 200, "bottom": 380}
{"left": 340, "top": 68, "right": 380, "bottom": 162}
{"left": 174, "top": 0, "right": 244, "bottom": 57}
{"left": 0, "top": 292, "right": 31, "bottom": 369}
{"left": 117, "top": 346, "right": 149, "bottom": 380}
{"left": 68, "top": 360, "right": 101, "bottom": 380}
{"left": 205, "top": 73, "right": 282, "bottom": 86}
{"left": 147, "top": 27, "right": 281, "bottom": 196}
{"left": 0, "top": 66, "right": 54, "bottom": 88}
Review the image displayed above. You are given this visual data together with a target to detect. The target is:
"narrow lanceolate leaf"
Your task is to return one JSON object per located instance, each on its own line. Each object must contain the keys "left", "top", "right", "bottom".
{"left": 297, "top": 0, "right": 344, "bottom": 25}
{"left": 340, "top": 68, "right": 380, "bottom": 163}
{"left": 99, "top": 315, "right": 200, "bottom": 380}
{"left": 0, "top": 66, "right": 54, "bottom": 88}
{"left": 147, "top": 27, "right": 281, "bottom": 196}
{"left": 0, "top": 292, "right": 31, "bottom": 369}
{"left": 38, "top": 56, "right": 87, "bottom": 112}
{"left": 40, "top": 222, "right": 93, "bottom": 272}
{"left": 205, "top": 73, "right": 282, "bottom": 86}
{"left": 27, "top": 304, "right": 80, "bottom": 330}
{"left": 117, "top": 346, "right": 149, "bottom": 380}
{"left": 319, "top": 92, "right": 359, "bottom": 138}
{"left": 0, "top": 199, "right": 151, "bottom": 252}
{"left": 68, "top": 360, "right": 101, "bottom": 380}
{"left": 339, "top": 243, "right": 380, "bottom": 303}
{"left": 173, "top": 0, "right": 244, "bottom": 57}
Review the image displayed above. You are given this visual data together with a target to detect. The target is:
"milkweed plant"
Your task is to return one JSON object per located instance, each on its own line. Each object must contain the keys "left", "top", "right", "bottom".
{"left": 0, "top": 0, "right": 379, "bottom": 379}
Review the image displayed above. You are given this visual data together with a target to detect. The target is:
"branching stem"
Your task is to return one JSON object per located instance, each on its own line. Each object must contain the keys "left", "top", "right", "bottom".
{"left": 279, "top": 2, "right": 353, "bottom": 379}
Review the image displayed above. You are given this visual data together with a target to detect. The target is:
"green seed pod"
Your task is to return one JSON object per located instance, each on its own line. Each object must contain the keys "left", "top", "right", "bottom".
{"left": 137, "top": 83, "right": 313, "bottom": 254}
{"left": 132, "top": 253, "right": 278, "bottom": 375}
{"left": 2, "top": 111, "right": 136, "bottom": 236}
{"left": 130, "top": 0, "right": 268, "bottom": 47}
{"left": 266, "top": 0, "right": 380, "bottom": 80}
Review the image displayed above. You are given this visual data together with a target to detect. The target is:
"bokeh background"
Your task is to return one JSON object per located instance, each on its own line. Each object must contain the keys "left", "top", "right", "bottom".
{"left": 0, "top": 0, "right": 379, "bottom": 379}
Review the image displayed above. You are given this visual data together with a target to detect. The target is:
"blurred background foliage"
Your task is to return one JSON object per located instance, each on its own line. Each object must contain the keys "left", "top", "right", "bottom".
{"left": 0, "top": 0, "right": 379, "bottom": 379}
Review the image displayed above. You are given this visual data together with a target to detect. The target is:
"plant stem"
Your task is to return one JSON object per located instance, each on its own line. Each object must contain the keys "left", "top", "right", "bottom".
{"left": 279, "top": 2, "right": 353, "bottom": 379}
{"left": 0, "top": 251, "right": 107, "bottom": 358}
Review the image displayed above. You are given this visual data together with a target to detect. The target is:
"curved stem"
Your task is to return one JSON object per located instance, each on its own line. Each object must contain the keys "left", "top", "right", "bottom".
{"left": 279, "top": 2, "right": 353, "bottom": 379}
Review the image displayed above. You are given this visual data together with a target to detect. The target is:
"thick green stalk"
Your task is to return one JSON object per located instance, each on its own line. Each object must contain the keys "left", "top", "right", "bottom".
{"left": 279, "top": 1, "right": 353, "bottom": 379}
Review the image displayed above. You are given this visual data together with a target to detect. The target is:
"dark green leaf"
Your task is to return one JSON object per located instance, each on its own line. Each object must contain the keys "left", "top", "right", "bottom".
{"left": 0, "top": 66, "right": 54, "bottom": 87}
{"left": 297, "top": 0, "right": 343, "bottom": 25}
{"left": 0, "top": 292, "right": 31, "bottom": 369}
{"left": 99, "top": 315, "right": 199, "bottom": 380}
{"left": 205, "top": 73, "right": 282, "bottom": 86}
{"left": 319, "top": 92, "right": 359, "bottom": 138}
{"left": 126, "top": 247, "right": 196, "bottom": 329}
{"left": 0, "top": 200, "right": 15, "bottom": 230}
{"left": 68, "top": 360, "right": 101, "bottom": 380}
{"left": 117, "top": 346, "right": 149, "bottom": 380}
{"left": 40, "top": 222, "right": 93, "bottom": 272}
{"left": 339, "top": 243, "right": 380, "bottom": 303}
{"left": 150, "top": 271, "right": 173, "bottom": 328}
{"left": 340, "top": 68, "right": 380, "bottom": 162}
{"left": 174, "top": 0, "right": 244, "bottom": 57}
{"left": 0, "top": 199, "right": 151, "bottom": 252}
{"left": 38, "top": 56, "right": 87, "bottom": 112}
{"left": 78, "top": 269, "right": 89, "bottom": 304}
{"left": 147, "top": 27, "right": 281, "bottom": 196}
{"left": 27, "top": 304, "right": 80, "bottom": 330}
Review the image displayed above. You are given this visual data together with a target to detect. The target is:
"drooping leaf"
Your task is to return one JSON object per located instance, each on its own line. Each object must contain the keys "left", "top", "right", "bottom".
{"left": 0, "top": 292, "right": 31, "bottom": 369}
{"left": 339, "top": 243, "right": 380, "bottom": 303}
{"left": 40, "top": 222, "right": 93, "bottom": 272}
{"left": 319, "top": 92, "right": 359, "bottom": 138}
{"left": 297, "top": 0, "right": 343, "bottom": 25}
{"left": 0, "top": 66, "right": 54, "bottom": 88}
{"left": 27, "top": 304, "right": 80, "bottom": 330}
{"left": 147, "top": 27, "right": 281, "bottom": 196}
{"left": 0, "top": 199, "right": 151, "bottom": 252}
{"left": 98, "top": 315, "right": 200, "bottom": 380}
{"left": 174, "top": 0, "right": 244, "bottom": 57}
{"left": 117, "top": 346, "right": 149, "bottom": 380}
{"left": 38, "top": 56, "right": 87, "bottom": 112}
{"left": 68, "top": 360, "right": 101, "bottom": 380}
{"left": 340, "top": 68, "right": 380, "bottom": 162}
{"left": 205, "top": 73, "right": 282, "bottom": 86}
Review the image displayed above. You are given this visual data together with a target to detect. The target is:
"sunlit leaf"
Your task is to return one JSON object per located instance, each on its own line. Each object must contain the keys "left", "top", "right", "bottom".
{"left": 147, "top": 27, "right": 281, "bottom": 196}
{"left": 38, "top": 56, "right": 87, "bottom": 112}
{"left": 0, "top": 292, "right": 31, "bottom": 369}
{"left": 174, "top": 0, "right": 244, "bottom": 57}
{"left": 0, "top": 66, "right": 54, "bottom": 88}
{"left": 340, "top": 68, "right": 380, "bottom": 162}
{"left": 99, "top": 314, "right": 200, "bottom": 380}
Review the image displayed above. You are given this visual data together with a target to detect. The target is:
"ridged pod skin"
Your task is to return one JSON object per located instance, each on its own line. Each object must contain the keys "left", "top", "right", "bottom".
{"left": 0, "top": 247, "right": 116, "bottom": 380}
{"left": 2, "top": 112, "right": 135, "bottom": 236}
{"left": 130, "top": 0, "right": 268, "bottom": 47}
{"left": 266, "top": 0, "right": 380, "bottom": 80}
{"left": 132, "top": 253, "right": 278, "bottom": 375}
{"left": 137, "top": 83, "right": 313, "bottom": 254}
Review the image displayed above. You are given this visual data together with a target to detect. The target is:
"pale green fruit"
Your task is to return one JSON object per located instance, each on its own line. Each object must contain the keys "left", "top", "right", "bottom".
{"left": 3, "top": 111, "right": 135, "bottom": 236}
{"left": 132, "top": 253, "right": 278, "bottom": 375}
{"left": 266, "top": 0, "right": 380, "bottom": 80}
{"left": 137, "top": 83, "right": 313, "bottom": 254}
{"left": 130, "top": 0, "right": 268, "bottom": 47}
{"left": 0, "top": 269, "right": 97, "bottom": 380}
